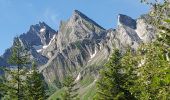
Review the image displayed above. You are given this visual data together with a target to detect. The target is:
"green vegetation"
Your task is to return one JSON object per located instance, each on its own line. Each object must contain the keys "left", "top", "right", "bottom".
{"left": 25, "top": 62, "right": 46, "bottom": 100}
{"left": 0, "top": 37, "right": 47, "bottom": 100}
{"left": 48, "top": 77, "right": 96, "bottom": 100}
{"left": 0, "top": 37, "right": 29, "bottom": 99}
{"left": 61, "top": 75, "right": 79, "bottom": 100}
{"left": 80, "top": 75, "right": 94, "bottom": 87}
{"left": 81, "top": 83, "right": 97, "bottom": 100}
{"left": 48, "top": 88, "right": 65, "bottom": 100}
{"left": 95, "top": 49, "right": 135, "bottom": 99}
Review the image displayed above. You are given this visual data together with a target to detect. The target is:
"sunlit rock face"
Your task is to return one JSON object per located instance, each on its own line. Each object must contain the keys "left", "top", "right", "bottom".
{"left": 135, "top": 15, "right": 156, "bottom": 43}
{"left": 56, "top": 10, "right": 106, "bottom": 51}
{"left": 41, "top": 11, "right": 156, "bottom": 85}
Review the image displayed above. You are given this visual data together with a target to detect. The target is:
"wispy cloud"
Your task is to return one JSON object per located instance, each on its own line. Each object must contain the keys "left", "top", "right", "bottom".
{"left": 42, "top": 8, "right": 60, "bottom": 29}
{"left": 27, "top": 3, "right": 33, "bottom": 7}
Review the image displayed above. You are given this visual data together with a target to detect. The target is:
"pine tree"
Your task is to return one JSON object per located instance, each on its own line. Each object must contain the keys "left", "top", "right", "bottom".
{"left": 61, "top": 75, "right": 79, "bottom": 100}
{"left": 0, "top": 37, "right": 29, "bottom": 100}
{"left": 95, "top": 49, "right": 136, "bottom": 100}
{"left": 0, "top": 75, "right": 5, "bottom": 99}
{"left": 25, "top": 62, "right": 46, "bottom": 100}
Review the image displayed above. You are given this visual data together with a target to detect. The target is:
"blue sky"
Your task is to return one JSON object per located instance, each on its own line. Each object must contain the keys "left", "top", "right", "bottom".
{"left": 0, "top": 0, "right": 149, "bottom": 55}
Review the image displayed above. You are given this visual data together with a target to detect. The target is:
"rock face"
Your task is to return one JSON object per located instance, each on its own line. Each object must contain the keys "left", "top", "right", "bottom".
{"left": 40, "top": 11, "right": 156, "bottom": 85}
{"left": 56, "top": 10, "right": 105, "bottom": 51}
{"left": 118, "top": 14, "right": 137, "bottom": 29}
{"left": 136, "top": 15, "right": 156, "bottom": 43}
{"left": 0, "top": 10, "right": 155, "bottom": 86}
{"left": 20, "top": 22, "right": 56, "bottom": 46}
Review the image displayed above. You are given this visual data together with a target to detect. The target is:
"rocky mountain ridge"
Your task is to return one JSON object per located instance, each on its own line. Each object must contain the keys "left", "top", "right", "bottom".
{"left": 0, "top": 10, "right": 155, "bottom": 87}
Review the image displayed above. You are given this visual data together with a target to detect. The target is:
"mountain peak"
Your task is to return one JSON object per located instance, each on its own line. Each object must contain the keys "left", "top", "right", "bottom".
{"left": 38, "top": 21, "right": 49, "bottom": 28}
{"left": 69, "top": 9, "right": 105, "bottom": 30}
{"left": 20, "top": 22, "right": 56, "bottom": 46}
{"left": 71, "top": 10, "right": 90, "bottom": 23}
{"left": 73, "top": 10, "right": 83, "bottom": 15}
{"left": 117, "top": 14, "right": 136, "bottom": 29}
{"left": 29, "top": 22, "right": 48, "bottom": 32}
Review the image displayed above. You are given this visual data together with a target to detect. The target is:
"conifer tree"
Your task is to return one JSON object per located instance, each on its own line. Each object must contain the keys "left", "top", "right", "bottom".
{"left": 95, "top": 49, "right": 136, "bottom": 100}
{"left": 0, "top": 37, "right": 29, "bottom": 100}
{"left": 25, "top": 62, "right": 46, "bottom": 100}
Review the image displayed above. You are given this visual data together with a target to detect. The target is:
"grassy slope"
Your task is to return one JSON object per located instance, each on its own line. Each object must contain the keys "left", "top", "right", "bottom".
{"left": 48, "top": 75, "right": 97, "bottom": 100}
{"left": 48, "top": 88, "right": 65, "bottom": 100}
{"left": 80, "top": 82, "right": 97, "bottom": 100}
{"left": 48, "top": 84, "right": 97, "bottom": 100}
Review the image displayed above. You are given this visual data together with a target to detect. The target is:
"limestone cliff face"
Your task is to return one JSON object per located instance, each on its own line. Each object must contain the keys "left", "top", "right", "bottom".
{"left": 40, "top": 11, "right": 156, "bottom": 85}
{"left": 0, "top": 10, "right": 155, "bottom": 86}
{"left": 56, "top": 10, "right": 105, "bottom": 51}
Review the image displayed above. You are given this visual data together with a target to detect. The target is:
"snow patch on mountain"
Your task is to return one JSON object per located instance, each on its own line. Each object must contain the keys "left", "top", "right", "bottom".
{"left": 40, "top": 28, "right": 46, "bottom": 33}
{"left": 90, "top": 49, "right": 97, "bottom": 59}
{"left": 42, "top": 34, "right": 56, "bottom": 50}
{"left": 32, "top": 34, "right": 56, "bottom": 52}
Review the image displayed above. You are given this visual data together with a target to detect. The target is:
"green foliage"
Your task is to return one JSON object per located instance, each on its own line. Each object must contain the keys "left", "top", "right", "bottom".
{"left": 61, "top": 75, "right": 79, "bottom": 100}
{"left": 25, "top": 62, "right": 47, "bottom": 100}
{"left": 0, "top": 37, "right": 29, "bottom": 100}
{"left": 80, "top": 75, "right": 94, "bottom": 87}
{"left": 81, "top": 84, "right": 97, "bottom": 100}
{"left": 123, "top": 44, "right": 170, "bottom": 100}
{"left": 0, "top": 37, "right": 47, "bottom": 100}
{"left": 48, "top": 88, "right": 65, "bottom": 100}
{"left": 95, "top": 49, "right": 136, "bottom": 100}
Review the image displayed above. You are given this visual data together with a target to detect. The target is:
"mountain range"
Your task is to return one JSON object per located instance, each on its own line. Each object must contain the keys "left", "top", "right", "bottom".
{"left": 0, "top": 10, "right": 155, "bottom": 97}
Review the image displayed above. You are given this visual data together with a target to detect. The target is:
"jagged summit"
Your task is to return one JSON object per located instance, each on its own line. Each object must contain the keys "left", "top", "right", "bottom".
{"left": 19, "top": 22, "right": 56, "bottom": 46}
{"left": 73, "top": 10, "right": 85, "bottom": 16}
{"left": 0, "top": 22, "right": 56, "bottom": 67}
{"left": 117, "top": 14, "right": 136, "bottom": 29}
{"left": 69, "top": 9, "right": 105, "bottom": 30}
{"left": 29, "top": 22, "right": 54, "bottom": 33}
{"left": 56, "top": 10, "right": 107, "bottom": 50}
